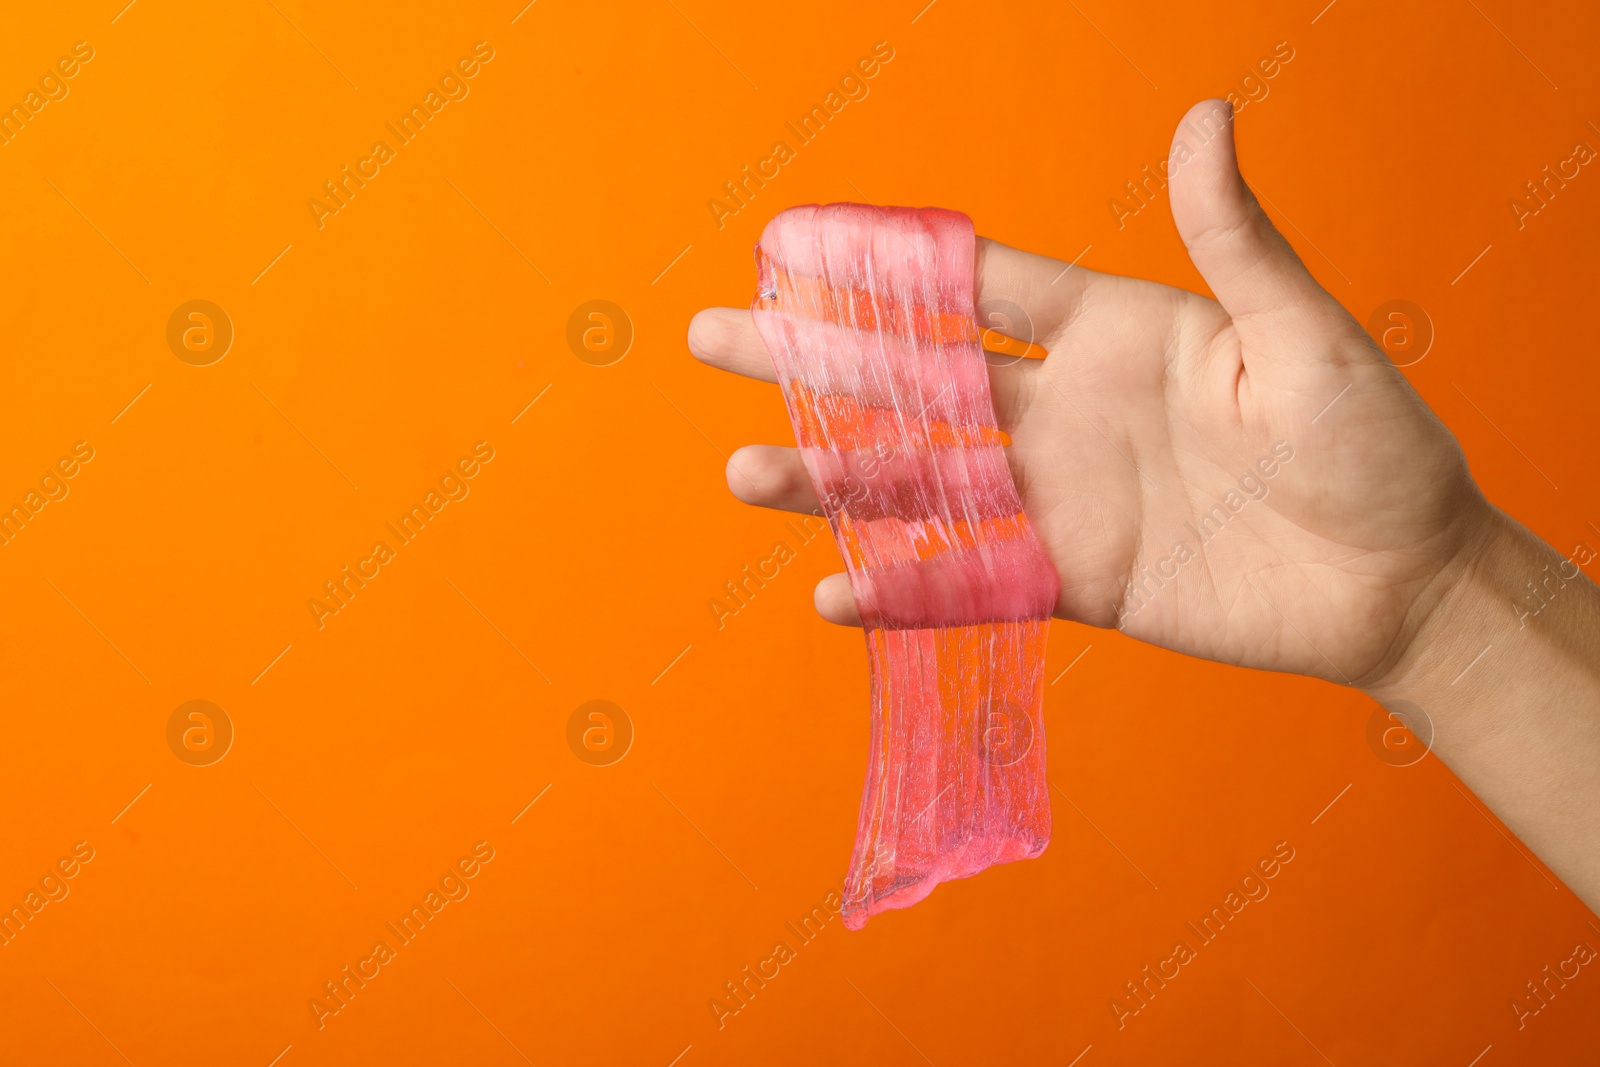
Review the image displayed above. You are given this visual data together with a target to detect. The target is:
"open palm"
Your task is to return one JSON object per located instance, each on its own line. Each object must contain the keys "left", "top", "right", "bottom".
{"left": 689, "top": 100, "right": 1491, "bottom": 689}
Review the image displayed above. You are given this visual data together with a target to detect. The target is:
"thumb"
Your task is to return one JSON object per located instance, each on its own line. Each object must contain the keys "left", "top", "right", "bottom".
{"left": 1167, "top": 99, "right": 1331, "bottom": 335}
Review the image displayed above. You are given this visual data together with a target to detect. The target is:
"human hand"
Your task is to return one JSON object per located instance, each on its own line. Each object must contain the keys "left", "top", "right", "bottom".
{"left": 688, "top": 98, "right": 1492, "bottom": 691}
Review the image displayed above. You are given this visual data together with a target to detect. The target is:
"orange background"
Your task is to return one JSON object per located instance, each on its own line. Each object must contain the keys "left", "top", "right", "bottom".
{"left": 2, "top": 0, "right": 1598, "bottom": 1063}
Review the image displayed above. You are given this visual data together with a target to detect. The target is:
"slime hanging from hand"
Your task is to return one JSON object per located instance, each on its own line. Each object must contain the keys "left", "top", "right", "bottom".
{"left": 751, "top": 204, "right": 1059, "bottom": 929}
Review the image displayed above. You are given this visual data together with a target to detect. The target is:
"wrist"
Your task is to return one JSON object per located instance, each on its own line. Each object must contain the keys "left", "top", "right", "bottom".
{"left": 1361, "top": 499, "right": 1520, "bottom": 704}
{"left": 1358, "top": 498, "right": 1600, "bottom": 911}
{"left": 1364, "top": 500, "right": 1600, "bottom": 727}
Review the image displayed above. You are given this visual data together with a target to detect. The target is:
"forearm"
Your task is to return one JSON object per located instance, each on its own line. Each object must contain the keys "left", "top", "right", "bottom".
{"left": 1369, "top": 505, "right": 1600, "bottom": 913}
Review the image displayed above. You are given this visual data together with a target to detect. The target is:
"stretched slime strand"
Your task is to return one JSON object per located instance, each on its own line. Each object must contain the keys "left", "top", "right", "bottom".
{"left": 751, "top": 204, "right": 1059, "bottom": 929}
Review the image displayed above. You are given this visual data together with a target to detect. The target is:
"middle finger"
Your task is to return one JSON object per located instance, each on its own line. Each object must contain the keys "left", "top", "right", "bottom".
{"left": 688, "top": 307, "right": 1043, "bottom": 430}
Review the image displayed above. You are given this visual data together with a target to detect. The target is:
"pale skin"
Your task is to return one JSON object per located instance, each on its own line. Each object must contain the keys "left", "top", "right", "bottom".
{"left": 688, "top": 99, "right": 1600, "bottom": 915}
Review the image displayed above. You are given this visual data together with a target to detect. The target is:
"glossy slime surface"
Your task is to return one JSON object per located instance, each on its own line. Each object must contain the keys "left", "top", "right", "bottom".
{"left": 751, "top": 204, "right": 1060, "bottom": 929}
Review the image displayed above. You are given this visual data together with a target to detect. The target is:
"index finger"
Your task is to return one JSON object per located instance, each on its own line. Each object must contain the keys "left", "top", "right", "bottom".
{"left": 686, "top": 234, "right": 1102, "bottom": 374}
